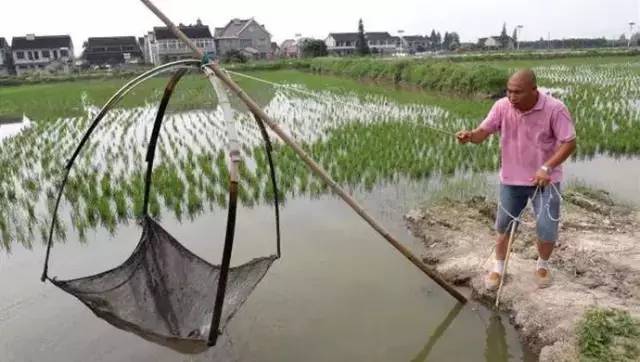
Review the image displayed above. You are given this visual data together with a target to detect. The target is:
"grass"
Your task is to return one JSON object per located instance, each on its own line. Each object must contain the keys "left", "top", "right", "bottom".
{"left": 307, "top": 58, "right": 509, "bottom": 96}
{"left": 0, "top": 72, "right": 274, "bottom": 122}
{"left": 577, "top": 308, "right": 640, "bottom": 362}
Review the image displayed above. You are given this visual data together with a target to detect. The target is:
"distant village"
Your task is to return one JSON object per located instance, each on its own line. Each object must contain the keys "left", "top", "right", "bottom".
{"left": 0, "top": 17, "right": 633, "bottom": 77}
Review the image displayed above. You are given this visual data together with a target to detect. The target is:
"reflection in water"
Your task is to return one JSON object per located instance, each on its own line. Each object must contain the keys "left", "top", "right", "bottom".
{"left": 484, "top": 313, "right": 510, "bottom": 362}
{"left": 411, "top": 302, "right": 464, "bottom": 362}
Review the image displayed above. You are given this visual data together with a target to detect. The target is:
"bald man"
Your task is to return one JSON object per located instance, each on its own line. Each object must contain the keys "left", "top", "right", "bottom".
{"left": 456, "top": 69, "right": 576, "bottom": 289}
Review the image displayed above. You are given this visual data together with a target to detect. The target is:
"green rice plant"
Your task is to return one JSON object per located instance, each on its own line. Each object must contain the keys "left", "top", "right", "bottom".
{"left": 113, "top": 188, "right": 128, "bottom": 221}
{"left": 96, "top": 195, "right": 116, "bottom": 234}
{"left": 186, "top": 186, "right": 202, "bottom": 218}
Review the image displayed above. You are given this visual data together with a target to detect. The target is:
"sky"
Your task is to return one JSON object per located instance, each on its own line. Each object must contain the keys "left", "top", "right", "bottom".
{"left": 2, "top": 0, "right": 639, "bottom": 55}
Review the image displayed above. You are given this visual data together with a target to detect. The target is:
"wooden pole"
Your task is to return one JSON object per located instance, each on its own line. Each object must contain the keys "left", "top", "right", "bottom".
{"left": 138, "top": 0, "right": 466, "bottom": 304}
{"left": 495, "top": 221, "right": 517, "bottom": 307}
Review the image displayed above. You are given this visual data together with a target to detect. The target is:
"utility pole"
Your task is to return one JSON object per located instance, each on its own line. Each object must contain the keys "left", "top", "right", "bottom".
{"left": 516, "top": 25, "right": 524, "bottom": 50}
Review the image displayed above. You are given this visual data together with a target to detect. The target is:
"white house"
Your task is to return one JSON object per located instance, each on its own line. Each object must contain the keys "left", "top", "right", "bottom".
{"left": 11, "top": 34, "right": 74, "bottom": 76}
{"left": 325, "top": 32, "right": 400, "bottom": 55}
{"left": 143, "top": 19, "right": 215, "bottom": 65}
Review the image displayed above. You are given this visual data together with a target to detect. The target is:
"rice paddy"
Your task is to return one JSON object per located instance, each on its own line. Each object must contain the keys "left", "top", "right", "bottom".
{"left": 0, "top": 57, "right": 638, "bottom": 251}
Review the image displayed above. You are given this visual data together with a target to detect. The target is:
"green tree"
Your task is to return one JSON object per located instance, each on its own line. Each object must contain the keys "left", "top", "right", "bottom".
{"left": 429, "top": 29, "right": 437, "bottom": 50}
{"left": 356, "top": 19, "right": 370, "bottom": 56}
{"left": 449, "top": 32, "right": 461, "bottom": 50}
{"left": 443, "top": 31, "right": 451, "bottom": 50}
{"left": 300, "top": 39, "right": 328, "bottom": 58}
{"left": 221, "top": 49, "right": 247, "bottom": 63}
{"left": 499, "top": 22, "right": 509, "bottom": 48}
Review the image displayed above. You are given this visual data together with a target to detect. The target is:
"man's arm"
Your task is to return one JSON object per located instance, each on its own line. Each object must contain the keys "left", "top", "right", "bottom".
{"left": 544, "top": 139, "right": 576, "bottom": 169}
{"left": 456, "top": 127, "right": 492, "bottom": 144}
{"left": 533, "top": 139, "right": 577, "bottom": 186}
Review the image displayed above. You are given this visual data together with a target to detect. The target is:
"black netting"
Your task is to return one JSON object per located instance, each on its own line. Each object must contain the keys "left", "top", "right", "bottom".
{"left": 50, "top": 216, "right": 276, "bottom": 352}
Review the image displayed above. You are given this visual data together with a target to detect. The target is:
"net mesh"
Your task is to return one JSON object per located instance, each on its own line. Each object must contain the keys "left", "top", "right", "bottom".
{"left": 50, "top": 216, "right": 276, "bottom": 351}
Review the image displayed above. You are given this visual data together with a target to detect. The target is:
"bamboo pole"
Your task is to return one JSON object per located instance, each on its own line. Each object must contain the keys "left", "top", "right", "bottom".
{"left": 138, "top": 0, "right": 466, "bottom": 304}
{"left": 495, "top": 221, "right": 517, "bottom": 307}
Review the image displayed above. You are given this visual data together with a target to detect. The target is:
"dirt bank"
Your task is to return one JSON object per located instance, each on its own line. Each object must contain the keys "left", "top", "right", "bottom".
{"left": 404, "top": 188, "right": 640, "bottom": 361}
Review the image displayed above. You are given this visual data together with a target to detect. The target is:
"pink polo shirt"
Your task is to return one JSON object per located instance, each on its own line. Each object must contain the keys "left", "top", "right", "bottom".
{"left": 479, "top": 91, "right": 576, "bottom": 186}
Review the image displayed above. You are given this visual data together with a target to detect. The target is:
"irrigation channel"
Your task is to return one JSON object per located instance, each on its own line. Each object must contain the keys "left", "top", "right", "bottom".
{"left": 1, "top": 62, "right": 639, "bottom": 361}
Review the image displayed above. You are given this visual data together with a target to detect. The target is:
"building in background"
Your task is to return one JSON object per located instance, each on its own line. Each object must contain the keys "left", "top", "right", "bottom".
{"left": 11, "top": 34, "right": 74, "bottom": 76}
{"left": 143, "top": 19, "right": 215, "bottom": 65}
{"left": 325, "top": 32, "right": 400, "bottom": 55}
{"left": 82, "top": 36, "right": 143, "bottom": 67}
{"left": 214, "top": 18, "right": 273, "bottom": 59}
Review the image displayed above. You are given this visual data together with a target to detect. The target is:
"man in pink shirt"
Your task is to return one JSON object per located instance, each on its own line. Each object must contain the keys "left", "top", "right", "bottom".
{"left": 456, "top": 69, "right": 576, "bottom": 289}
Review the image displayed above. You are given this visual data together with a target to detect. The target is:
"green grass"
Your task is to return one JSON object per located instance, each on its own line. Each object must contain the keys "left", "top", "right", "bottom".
{"left": 307, "top": 58, "right": 508, "bottom": 97}
{"left": 577, "top": 308, "right": 640, "bottom": 362}
{"left": 0, "top": 72, "right": 275, "bottom": 122}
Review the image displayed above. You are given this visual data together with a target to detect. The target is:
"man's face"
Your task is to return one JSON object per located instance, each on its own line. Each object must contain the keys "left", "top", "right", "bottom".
{"left": 507, "top": 78, "right": 537, "bottom": 111}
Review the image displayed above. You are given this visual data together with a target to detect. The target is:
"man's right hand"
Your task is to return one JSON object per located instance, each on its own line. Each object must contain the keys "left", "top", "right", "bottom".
{"left": 456, "top": 130, "right": 473, "bottom": 144}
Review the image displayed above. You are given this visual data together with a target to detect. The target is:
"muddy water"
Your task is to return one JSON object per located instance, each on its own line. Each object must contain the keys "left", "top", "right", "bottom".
{"left": 0, "top": 176, "right": 536, "bottom": 362}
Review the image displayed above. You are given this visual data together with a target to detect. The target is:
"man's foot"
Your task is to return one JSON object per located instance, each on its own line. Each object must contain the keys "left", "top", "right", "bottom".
{"left": 485, "top": 271, "right": 502, "bottom": 290}
{"left": 534, "top": 268, "right": 552, "bottom": 288}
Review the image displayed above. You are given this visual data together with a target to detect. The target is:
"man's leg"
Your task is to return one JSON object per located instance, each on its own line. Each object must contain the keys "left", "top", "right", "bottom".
{"left": 486, "top": 184, "right": 528, "bottom": 289}
{"left": 536, "top": 240, "right": 554, "bottom": 261}
{"left": 532, "top": 183, "right": 561, "bottom": 287}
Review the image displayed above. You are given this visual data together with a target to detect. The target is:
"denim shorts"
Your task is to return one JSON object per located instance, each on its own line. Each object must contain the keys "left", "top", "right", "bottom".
{"left": 495, "top": 183, "right": 561, "bottom": 243}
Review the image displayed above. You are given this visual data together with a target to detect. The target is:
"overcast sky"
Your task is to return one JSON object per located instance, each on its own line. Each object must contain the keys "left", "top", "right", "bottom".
{"left": 2, "top": 0, "right": 639, "bottom": 54}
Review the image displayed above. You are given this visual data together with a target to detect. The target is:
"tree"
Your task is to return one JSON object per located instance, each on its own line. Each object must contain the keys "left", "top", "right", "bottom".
{"left": 429, "top": 29, "right": 437, "bottom": 50}
{"left": 632, "top": 32, "right": 640, "bottom": 46}
{"left": 512, "top": 28, "right": 518, "bottom": 43}
{"left": 221, "top": 49, "right": 247, "bottom": 63}
{"left": 499, "top": 22, "right": 509, "bottom": 48}
{"left": 300, "top": 39, "right": 328, "bottom": 58}
{"left": 443, "top": 31, "right": 451, "bottom": 50}
{"left": 356, "top": 19, "right": 370, "bottom": 56}
{"left": 449, "top": 32, "right": 461, "bottom": 50}
{"left": 436, "top": 32, "right": 442, "bottom": 49}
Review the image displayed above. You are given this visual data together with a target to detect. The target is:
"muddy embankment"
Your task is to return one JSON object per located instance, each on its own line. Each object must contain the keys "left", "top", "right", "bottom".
{"left": 405, "top": 188, "right": 640, "bottom": 361}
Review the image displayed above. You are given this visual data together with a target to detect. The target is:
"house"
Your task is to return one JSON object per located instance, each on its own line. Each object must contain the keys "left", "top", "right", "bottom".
{"left": 11, "top": 34, "right": 74, "bottom": 76}
{"left": 324, "top": 32, "right": 400, "bottom": 55}
{"left": 0, "top": 37, "right": 12, "bottom": 75}
{"left": 280, "top": 39, "right": 298, "bottom": 58}
{"left": 400, "top": 35, "right": 429, "bottom": 53}
{"left": 366, "top": 32, "right": 399, "bottom": 54}
{"left": 478, "top": 36, "right": 515, "bottom": 50}
{"left": 83, "top": 36, "right": 143, "bottom": 66}
{"left": 214, "top": 18, "right": 273, "bottom": 59}
{"left": 324, "top": 33, "right": 358, "bottom": 55}
{"left": 143, "top": 19, "right": 215, "bottom": 65}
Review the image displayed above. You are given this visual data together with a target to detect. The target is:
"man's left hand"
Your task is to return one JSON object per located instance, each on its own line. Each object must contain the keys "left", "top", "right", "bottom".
{"left": 532, "top": 169, "right": 551, "bottom": 187}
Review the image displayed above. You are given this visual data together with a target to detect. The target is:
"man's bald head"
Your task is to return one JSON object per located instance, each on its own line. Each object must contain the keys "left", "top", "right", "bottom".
{"left": 509, "top": 69, "right": 537, "bottom": 89}
{"left": 507, "top": 69, "right": 539, "bottom": 111}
